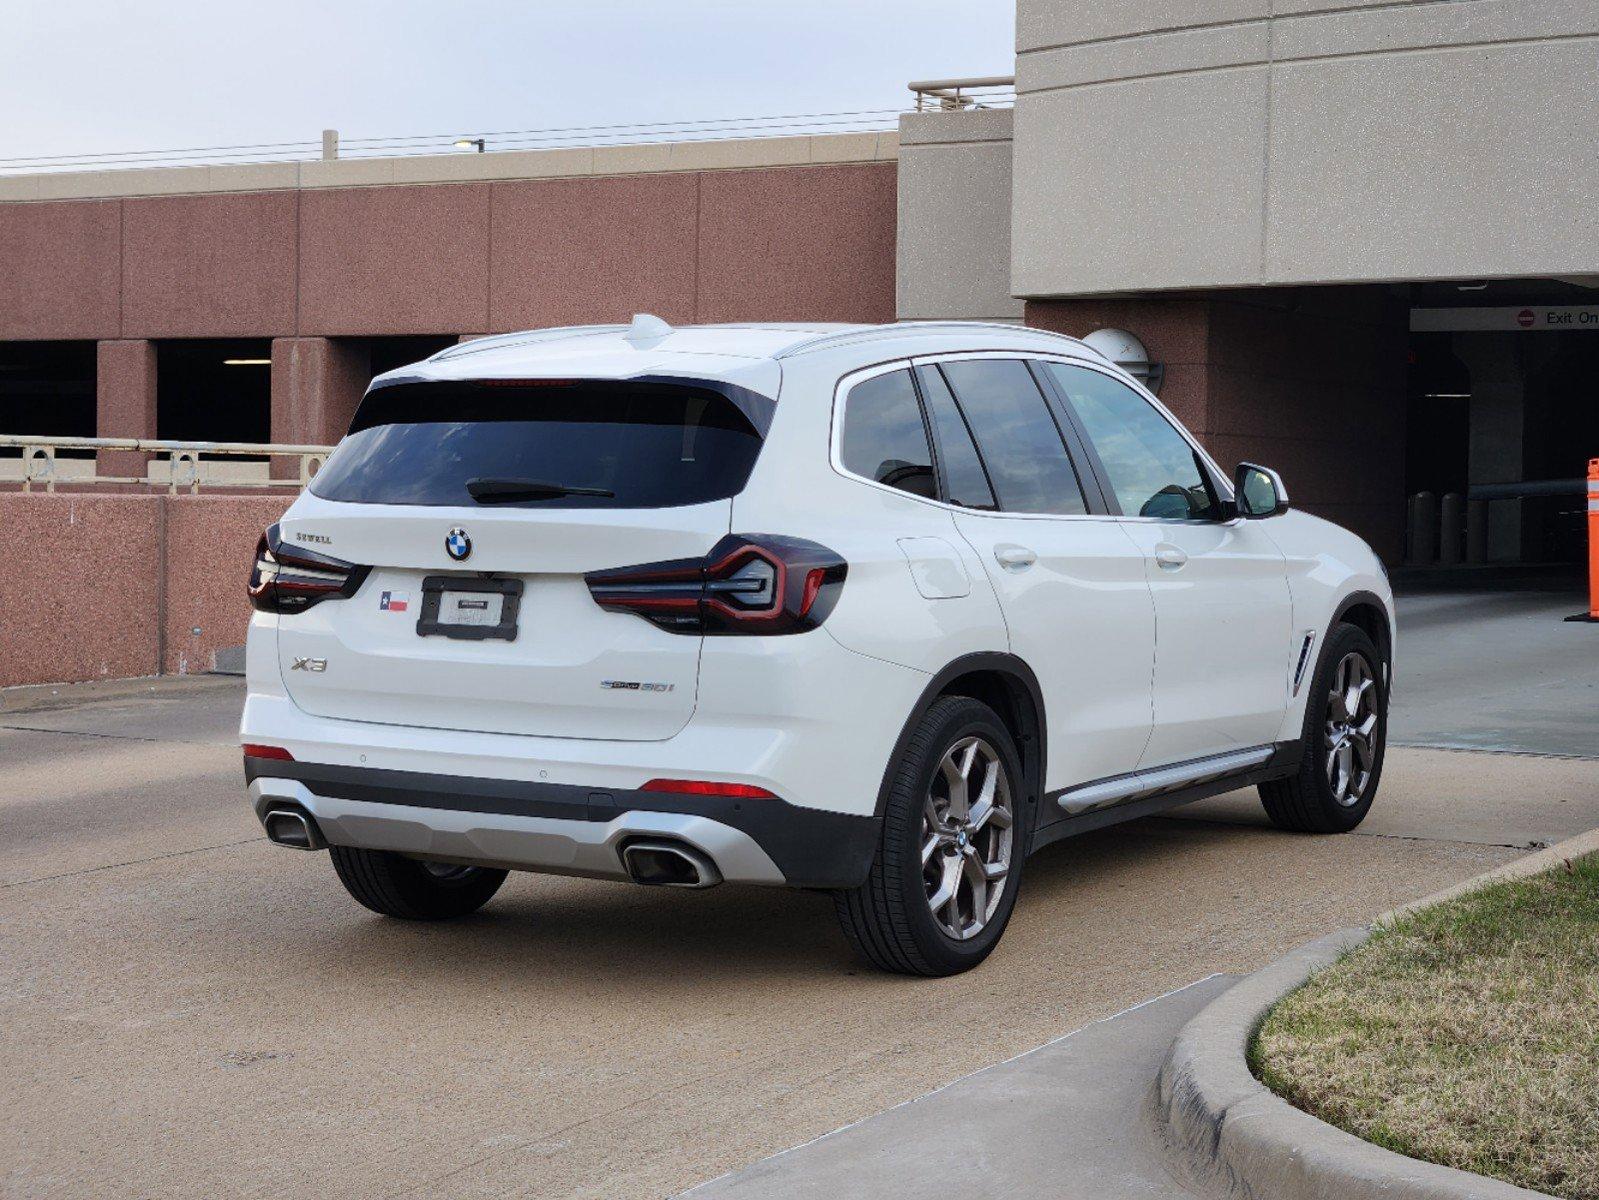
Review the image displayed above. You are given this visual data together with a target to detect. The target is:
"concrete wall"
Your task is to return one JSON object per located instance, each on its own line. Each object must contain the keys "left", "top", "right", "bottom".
{"left": 0, "top": 135, "right": 900, "bottom": 344}
{"left": 0, "top": 132, "right": 899, "bottom": 204}
{"left": 0, "top": 199, "right": 121, "bottom": 339}
{"left": 0, "top": 134, "right": 900, "bottom": 461}
{"left": 1011, "top": 0, "right": 1599, "bottom": 296}
{"left": 1028, "top": 285, "right": 1408, "bottom": 561}
{"left": 162, "top": 496, "right": 290, "bottom": 676}
{"left": 0, "top": 494, "right": 288, "bottom": 687}
{"left": 896, "top": 109, "right": 1023, "bottom": 321}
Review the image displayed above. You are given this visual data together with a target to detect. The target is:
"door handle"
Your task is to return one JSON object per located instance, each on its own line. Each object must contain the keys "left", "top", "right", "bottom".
{"left": 994, "top": 545, "right": 1037, "bottom": 571}
{"left": 1155, "top": 545, "right": 1188, "bottom": 570}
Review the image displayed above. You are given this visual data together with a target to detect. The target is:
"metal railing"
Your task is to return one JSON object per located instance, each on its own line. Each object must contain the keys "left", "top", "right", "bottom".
{"left": 0, "top": 105, "right": 915, "bottom": 175}
{"left": 1, "top": 436, "right": 333, "bottom": 494}
{"left": 908, "top": 76, "right": 1017, "bottom": 112}
{"left": 0, "top": 88, "right": 1025, "bottom": 177}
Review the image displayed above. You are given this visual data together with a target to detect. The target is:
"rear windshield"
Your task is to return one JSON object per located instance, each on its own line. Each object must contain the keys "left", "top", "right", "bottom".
{"left": 310, "top": 380, "right": 766, "bottom": 509}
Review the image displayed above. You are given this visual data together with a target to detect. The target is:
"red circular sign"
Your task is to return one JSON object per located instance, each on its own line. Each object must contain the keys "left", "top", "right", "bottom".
{"left": 1517, "top": 309, "right": 1536, "bottom": 328}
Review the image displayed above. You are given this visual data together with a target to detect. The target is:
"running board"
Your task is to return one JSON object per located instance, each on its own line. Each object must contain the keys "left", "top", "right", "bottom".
{"left": 1055, "top": 745, "right": 1278, "bottom": 816}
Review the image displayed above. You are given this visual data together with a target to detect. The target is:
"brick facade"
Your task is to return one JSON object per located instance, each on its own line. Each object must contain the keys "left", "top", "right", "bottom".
{"left": 1026, "top": 287, "right": 1408, "bottom": 561}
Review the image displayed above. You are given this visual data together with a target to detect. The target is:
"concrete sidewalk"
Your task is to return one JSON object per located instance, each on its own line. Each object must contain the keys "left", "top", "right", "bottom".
{"left": 684, "top": 975, "right": 1235, "bottom": 1199}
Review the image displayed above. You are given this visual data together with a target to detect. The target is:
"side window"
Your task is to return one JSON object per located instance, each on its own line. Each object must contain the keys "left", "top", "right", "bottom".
{"left": 938, "top": 360, "right": 1087, "bottom": 516}
{"left": 1042, "top": 363, "right": 1219, "bottom": 521}
{"left": 840, "top": 369, "right": 936, "bottom": 498}
{"left": 914, "top": 365, "right": 996, "bottom": 510}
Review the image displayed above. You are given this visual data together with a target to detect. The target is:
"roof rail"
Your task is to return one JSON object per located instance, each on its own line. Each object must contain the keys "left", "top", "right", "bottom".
{"left": 429, "top": 324, "right": 628, "bottom": 361}
{"left": 772, "top": 320, "right": 1089, "bottom": 360}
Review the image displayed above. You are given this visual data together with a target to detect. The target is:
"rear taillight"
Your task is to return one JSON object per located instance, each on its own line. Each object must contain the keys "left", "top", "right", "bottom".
{"left": 585, "top": 534, "right": 846, "bottom": 635}
{"left": 248, "top": 523, "right": 369, "bottom": 614}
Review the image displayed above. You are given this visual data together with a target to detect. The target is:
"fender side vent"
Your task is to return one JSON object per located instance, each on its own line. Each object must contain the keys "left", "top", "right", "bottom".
{"left": 1292, "top": 631, "right": 1317, "bottom": 696}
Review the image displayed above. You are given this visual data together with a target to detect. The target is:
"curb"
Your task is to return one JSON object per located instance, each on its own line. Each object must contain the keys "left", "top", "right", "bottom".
{"left": 1376, "top": 825, "right": 1599, "bottom": 926}
{"left": 1155, "top": 826, "right": 1599, "bottom": 1200}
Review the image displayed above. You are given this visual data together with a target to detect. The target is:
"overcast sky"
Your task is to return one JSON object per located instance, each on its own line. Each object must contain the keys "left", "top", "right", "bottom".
{"left": 2, "top": 0, "right": 1016, "bottom": 168}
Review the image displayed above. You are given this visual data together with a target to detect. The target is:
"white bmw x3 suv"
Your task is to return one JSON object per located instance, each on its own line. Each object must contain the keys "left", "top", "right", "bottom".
{"left": 243, "top": 316, "right": 1393, "bottom": 976}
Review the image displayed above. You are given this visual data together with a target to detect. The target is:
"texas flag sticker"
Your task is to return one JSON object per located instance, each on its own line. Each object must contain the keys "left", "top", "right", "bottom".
{"left": 379, "top": 590, "right": 410, "bottom": 613}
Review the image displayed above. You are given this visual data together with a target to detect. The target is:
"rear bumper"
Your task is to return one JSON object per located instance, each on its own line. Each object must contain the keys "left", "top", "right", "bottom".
{"left": 247, "top": 759, "right": 878, "bottom": 889}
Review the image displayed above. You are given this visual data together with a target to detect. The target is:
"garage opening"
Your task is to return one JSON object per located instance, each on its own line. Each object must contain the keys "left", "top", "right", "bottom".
{"left": 0, "top": 341, "right": 97, "bottom": 484}
{"left": 1407, "top": 281, "right": 1599, "bottom": 569}
{"left": 366, "top": 335, "right": 458, "bottom": 382}
{"left": 156, "top": 339, "right": 273, "bottom": 444}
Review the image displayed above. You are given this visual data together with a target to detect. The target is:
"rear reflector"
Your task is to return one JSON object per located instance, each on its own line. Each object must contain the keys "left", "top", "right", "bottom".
{"left": 641, "top": 778, "right": 777, "bottom": 799}
{"left": 799, "top": 566, "right": 827, "bottom": 617}
{"left": 242, "top": 744, "right": 294, "bottom": 761}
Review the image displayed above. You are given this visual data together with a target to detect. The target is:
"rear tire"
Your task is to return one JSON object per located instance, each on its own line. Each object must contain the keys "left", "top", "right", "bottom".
{"left": 1259, "top": 622, "right": 1387, "bottom": 833}
{"left": 329, "top": 846, "right": 507, "bottom": 920}
{"left": 834, "top": 696, "right": 1025, "bottom": 977}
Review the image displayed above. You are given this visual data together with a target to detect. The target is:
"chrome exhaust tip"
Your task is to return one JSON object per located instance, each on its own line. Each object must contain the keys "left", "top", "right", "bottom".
{"left": 262, "top": 807, "right": 325, "bottom": 851}
{"left": 620, "top": 840, "right": 722, "bottom": 889}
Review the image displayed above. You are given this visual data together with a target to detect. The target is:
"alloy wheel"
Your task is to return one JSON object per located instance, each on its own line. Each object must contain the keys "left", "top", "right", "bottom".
{"left": 921, "top": 736, "right": 1015, "bottom": 940}
{"left": 1324, "top": 651, "right": 1379, "bottom": 807}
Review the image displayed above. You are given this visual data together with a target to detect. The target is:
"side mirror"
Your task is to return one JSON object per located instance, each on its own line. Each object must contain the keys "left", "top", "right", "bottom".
{"left": 1233, "top": 462, "right": 1290, "bottom": 519}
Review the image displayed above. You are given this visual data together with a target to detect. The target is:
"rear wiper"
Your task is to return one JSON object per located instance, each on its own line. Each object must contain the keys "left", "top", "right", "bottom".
{"left": 466, "top": 477, "right": 616, "bottom": 503}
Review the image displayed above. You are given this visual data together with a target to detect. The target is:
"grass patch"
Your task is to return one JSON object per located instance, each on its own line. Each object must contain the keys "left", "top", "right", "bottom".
{"left": 1251, "top": 853, "right": 1599, "bottom": 1198}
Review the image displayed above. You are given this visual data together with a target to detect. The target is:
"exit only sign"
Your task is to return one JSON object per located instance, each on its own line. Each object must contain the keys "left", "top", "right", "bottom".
{"left": 1411, "top": 306, "right": 1599, "bottom": 332}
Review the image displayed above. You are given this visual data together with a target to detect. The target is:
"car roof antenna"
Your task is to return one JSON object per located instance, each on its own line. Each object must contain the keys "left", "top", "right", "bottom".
{"left": 625, "top": 313, "right": 674, "bottom": 345}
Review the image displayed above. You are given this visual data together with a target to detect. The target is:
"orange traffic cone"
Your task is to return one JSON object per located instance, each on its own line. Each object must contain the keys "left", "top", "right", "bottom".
{"left": 1570, "top": 458, "right": 1599, "bottom": 623}
{"left": 1589, "top": 458, "right": 1599, "bottom": 619}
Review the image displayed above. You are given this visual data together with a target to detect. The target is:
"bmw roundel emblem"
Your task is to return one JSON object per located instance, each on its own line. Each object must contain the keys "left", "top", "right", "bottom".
{"left": 445, "top": 527, "right": 472, "bottom": 562}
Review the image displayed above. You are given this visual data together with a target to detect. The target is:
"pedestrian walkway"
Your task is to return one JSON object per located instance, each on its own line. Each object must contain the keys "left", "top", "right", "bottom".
{"left": 682, "top": 975, "right": 1236, "bottom": 1199}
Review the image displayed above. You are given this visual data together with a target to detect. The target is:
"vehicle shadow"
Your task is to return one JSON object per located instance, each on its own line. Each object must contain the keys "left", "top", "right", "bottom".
{"left": 268, "top": 813, "right": 1284, "bottom": 993}
{"left": 308, "top": 871, "right": 855, "bottom": 987}
{"left": 1020, "top": 813, "right": 1284, "bottom": 899}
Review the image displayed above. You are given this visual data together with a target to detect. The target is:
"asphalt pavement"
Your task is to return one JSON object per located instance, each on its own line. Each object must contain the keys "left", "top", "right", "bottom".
{"left": 3, "top": 581, "right": 1596, "bottom": 1199}
{"left": 1386, "top": 584, "right": 1598, "bottom": 757}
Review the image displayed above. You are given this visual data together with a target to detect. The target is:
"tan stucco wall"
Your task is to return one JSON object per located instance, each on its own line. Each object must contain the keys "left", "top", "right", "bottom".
{"left": 896, "top": 110, "right": 1023, "bottom": 321}
{"left": 1011, "top": 0, "right": 1599, "bottom": 297}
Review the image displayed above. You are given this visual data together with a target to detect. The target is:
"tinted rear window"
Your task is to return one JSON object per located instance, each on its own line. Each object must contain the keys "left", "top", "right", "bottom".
{"left": 310, "top": 380, "right": 765, "bottom": 509}
{"left": 839, "top": 369, "right": 936, "bottom": 499}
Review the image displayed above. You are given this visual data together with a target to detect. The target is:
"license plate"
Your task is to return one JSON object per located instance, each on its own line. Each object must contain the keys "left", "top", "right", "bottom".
{"left": 417, "top": 577, "right": 522, "bottom": 641}
{"left": 440, "top": 591, "right": 503, "bottom": 626}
